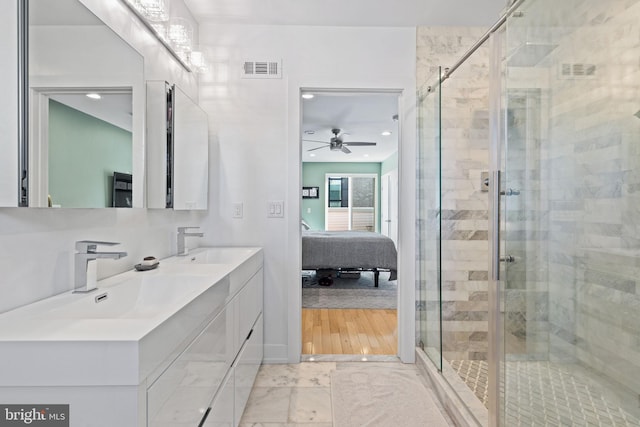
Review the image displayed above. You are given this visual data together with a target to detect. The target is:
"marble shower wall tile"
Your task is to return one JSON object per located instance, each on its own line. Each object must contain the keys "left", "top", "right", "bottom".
{"left": 416, "top": 26, "right": 495, "bottom": 361}
{"left": 530, "top": 0, "right": 640, "bottom": 393}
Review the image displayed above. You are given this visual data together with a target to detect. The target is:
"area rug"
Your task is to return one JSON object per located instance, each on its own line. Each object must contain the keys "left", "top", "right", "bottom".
{"left": 331, "top": 366, "right": 449, "bottom": 427}
{"left": 302, "top": 271, "right": 397, "bottom": 309}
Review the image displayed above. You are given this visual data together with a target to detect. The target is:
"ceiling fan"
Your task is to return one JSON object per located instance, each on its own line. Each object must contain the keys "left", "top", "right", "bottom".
{"left": 304, "top": 128, "right": 376, "bottom": 154}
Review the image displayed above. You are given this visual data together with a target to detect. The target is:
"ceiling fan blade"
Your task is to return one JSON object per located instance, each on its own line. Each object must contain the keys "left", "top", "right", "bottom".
{"left": 302, "top": 139, "right": 330, "bottom": 144}
{"left": 343, "top": 142, "right": 377, "bottom": 146}
{"left": 307, "top": 145, "right": 328, "bottom": 152}
{"left": 341, "top": 146, "right": 352, "bottom": 154}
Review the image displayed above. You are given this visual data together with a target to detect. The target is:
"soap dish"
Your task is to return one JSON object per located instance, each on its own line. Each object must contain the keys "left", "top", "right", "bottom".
{"left": 135, "top": 262, "right": 159, "bottom": 271}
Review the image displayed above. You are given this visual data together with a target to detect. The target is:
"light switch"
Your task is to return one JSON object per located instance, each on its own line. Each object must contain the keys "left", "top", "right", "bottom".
{"left": 267, "top": 200, "right": 284, "bottom": 218}
{"left": 232, "top": 202, "right": 243, "bottom": 218}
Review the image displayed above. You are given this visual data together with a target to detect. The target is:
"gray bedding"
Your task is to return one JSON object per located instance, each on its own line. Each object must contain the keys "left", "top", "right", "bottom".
{"left": 302, "top": 230, "right": 397, "bottom": 280}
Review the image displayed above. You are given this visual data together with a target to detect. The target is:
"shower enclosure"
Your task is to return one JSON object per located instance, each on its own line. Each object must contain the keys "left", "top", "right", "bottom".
{"left": 417, "top": 0, "right": 640, "bottom": 425}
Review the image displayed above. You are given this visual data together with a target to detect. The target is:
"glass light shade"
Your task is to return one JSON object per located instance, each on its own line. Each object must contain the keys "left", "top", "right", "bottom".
{"left": 151, "top": 22, "right": 169, "bottom": 43}
{"left": 189, "top": 51, "right": 209, "bottom": 73}
{"left": 168, "top": 18, "right": 193, "bottom": 52}
{"left": 139, "top": 0, "right": 170, "bottom": 22}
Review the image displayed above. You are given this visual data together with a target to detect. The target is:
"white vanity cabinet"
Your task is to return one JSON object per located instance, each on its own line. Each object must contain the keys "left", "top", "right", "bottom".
{"left": 148, "top": 267, "right": 263, "bottom": 427}
{"left": 0, "top": 247, "right": 263, "bottom": 427}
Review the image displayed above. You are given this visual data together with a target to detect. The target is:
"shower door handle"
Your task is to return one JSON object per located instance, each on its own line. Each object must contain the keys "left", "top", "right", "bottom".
{"left": 500, "top": 188, "right": 520, "bottom": 196}
{"left": 490, "top": 170, "right": 501, "bottom": 281}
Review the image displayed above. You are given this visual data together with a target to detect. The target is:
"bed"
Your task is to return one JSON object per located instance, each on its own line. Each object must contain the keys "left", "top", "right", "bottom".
{"left": 301, "top": 230, "right": 397, "bottom": 287}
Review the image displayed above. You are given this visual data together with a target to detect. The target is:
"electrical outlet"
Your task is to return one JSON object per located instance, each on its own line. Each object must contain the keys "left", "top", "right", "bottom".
{"left": 232, "top": 202, "right": 243, "bottom": 218}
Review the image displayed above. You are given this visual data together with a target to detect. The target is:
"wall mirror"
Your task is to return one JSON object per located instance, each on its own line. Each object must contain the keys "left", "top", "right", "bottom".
{"left": 147, "top": 81, "right": 209, "bottom": 210}
{"left": 20, "top": 0, "right": 144, "bottom": 208}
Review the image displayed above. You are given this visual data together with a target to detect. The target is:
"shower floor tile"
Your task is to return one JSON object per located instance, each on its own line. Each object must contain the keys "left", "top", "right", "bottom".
{"left": 449, "top": 360, "right": 640, "bottom": 426}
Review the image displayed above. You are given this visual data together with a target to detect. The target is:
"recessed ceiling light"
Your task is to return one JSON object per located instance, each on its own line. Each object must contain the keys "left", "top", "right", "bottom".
{"left": 363, "top": 154, "right": 369, "bottom": 158}
{"left": 86, "top": 93, "right": 101, "bottom": 100}
{"left": 381, "top": 130, "right": 392, "bottom": 136}
{"left": 301, "top": 93, "right": 314, "bottom": 99}
{"left": 309, "top": 153, "right": 316, "bottom": 157}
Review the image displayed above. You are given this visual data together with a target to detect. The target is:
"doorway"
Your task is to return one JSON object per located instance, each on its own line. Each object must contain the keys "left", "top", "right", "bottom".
{"left": 299, "top": 90, "right": 400, "bottom": 357}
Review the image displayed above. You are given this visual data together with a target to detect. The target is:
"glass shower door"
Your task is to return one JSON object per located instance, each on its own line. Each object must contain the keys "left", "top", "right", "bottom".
{"left": 500, "top": 0, "right": 640, "bottom": 425}
{"left": 417, "top": 68, "right": 442, "bottom": 370}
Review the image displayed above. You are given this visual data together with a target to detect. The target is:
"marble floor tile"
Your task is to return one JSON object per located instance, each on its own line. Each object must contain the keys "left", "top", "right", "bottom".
{"left": 240, "top": 424, "right": 333, "bottom": 427}
{"left": 240, "top": 387, "right": 293, "bottom": 423}
{"left": 288, "top": 387, "right": 332, "bottom": 423}
{"left": 240, "top": 362, "right": 455, "bottom": 427}
{"left": 254, "top": 363, "right": 336, "bottom": 388}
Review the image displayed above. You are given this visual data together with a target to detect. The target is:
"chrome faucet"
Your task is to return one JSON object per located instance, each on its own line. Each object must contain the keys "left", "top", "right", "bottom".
{"left": 74, "top": 241, "right": 127, "bottom": 293}
{"left": 177, "top": 227, "right": 204, "bottom": 256}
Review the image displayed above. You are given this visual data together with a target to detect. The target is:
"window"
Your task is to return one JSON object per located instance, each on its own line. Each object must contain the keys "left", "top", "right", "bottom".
{"left": 325, "top": 174, "right": 377, "bottom": 232}
{"left": 327, "top": 177, "right": 348, "bottom": 207}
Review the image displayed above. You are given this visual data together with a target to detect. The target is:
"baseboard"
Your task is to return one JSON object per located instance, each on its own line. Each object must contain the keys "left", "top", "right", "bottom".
{"left": 263, "top": 344, "right": 290, "bottom": 364}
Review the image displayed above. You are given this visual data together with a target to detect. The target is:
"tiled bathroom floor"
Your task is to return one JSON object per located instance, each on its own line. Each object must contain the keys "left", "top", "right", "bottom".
{"left": 238, "top": 361, "right": 455, "bottom": 427}
{"left": 450, "top": 360, "right": 640, "bottom": 426}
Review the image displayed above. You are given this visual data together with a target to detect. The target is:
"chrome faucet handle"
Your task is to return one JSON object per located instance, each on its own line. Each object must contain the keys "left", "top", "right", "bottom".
{"left": 75, "top": 240, "right": 120, "bottom": 253}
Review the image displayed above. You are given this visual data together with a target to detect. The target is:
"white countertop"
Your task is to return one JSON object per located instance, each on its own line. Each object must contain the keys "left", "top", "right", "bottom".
{"left": 0, "top": 246, "right": 263, "bottom": 387}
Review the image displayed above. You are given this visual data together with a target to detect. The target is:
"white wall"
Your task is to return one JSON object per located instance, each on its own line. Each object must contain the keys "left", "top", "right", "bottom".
{"left": 0, "top": 0, "right": 205, "bottom": 314}
{"left": 197, "top": 24, "right": 417, "bottom": 362}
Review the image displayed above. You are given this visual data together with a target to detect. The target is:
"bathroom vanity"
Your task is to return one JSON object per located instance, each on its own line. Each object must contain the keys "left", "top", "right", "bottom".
{"left": 0, "top": 247, "right": 263, "bottom": 427}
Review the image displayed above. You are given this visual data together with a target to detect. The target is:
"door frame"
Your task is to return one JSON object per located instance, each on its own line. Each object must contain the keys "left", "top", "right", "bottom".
{"left": 286, "top": 83, "right": 417, "bottom": 363}
{"left": 381, "top": 169, "right": 399, "bottom": 245}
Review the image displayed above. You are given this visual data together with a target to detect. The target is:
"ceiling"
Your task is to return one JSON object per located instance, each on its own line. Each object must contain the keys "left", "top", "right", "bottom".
{"left": 49, "top": 93, "right": 133, "bottom": 133}
{"left": 184, "top": 0, "right": 507, "bottom": 27}
{"left": 301, "top": 92, "right": 399, "bottom": 163}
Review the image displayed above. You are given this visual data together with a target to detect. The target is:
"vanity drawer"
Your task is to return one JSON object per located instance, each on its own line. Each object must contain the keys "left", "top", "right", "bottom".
{"left": 234, "top": 269, "right": 263, "bottom": 352}
{"left": 234, "top": 314, "right": 263, "bottom": 427}
{"left": 201, "top": 369, "right": 234, "bottom": 427}
{"left": 147, "top": 307, "right": 231, "bottom": 427}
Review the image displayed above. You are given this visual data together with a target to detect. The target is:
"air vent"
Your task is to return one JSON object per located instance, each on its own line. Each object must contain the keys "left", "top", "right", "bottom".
{"left": 559, "top": 63, "right": 596, "bottom": 79}
{"left": 242, "top": 60, "right": 282, "bottom": 79}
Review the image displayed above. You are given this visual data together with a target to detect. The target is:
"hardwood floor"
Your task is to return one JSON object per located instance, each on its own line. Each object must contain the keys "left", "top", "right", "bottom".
{"left": 301, "top": 308, "right": 397, "bottom": 355}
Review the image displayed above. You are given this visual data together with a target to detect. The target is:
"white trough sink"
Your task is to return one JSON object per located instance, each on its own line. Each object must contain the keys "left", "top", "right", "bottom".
{"left": 176, "top": 247, "right": 259, "bottom": 264}
{"left": 0, "top": 247, "right": 262, "bottom": 388}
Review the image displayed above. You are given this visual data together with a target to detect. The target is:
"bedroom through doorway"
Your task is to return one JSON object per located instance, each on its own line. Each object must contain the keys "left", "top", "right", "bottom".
{"left": 300, "top": 90, "right": 400, "bottom": 356}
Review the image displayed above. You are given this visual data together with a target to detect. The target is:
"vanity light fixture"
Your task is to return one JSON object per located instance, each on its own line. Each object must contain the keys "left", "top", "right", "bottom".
{"left": 120, "top": 0, "right": 193, "bottom": 72}
{"left": 86, "top": 93, "right": 102, "bottom": 100}
{"left": 168, "top": 17, "right": 193, "bottom": 52}
{"left": 151, "top": 22, "right": 169, "bottom": 43}
{"left": 138, "top": 0, "right": 170, "bottom": 21}
{"left": 381, "top": 130, "right": 392, "bottom": 136}
{"left": 302, "top": 93, "right": 315, "bottom": 99}
{"left": 189, "top": 50, "right": 209, "bottom": 73}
